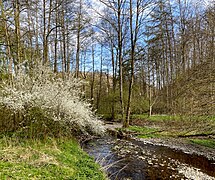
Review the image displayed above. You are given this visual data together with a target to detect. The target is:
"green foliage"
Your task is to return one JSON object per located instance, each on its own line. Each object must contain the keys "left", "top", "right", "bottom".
{"left": 0, "top": 64, "right": 10, "bottom": 82}
{"left": 0, "top": 102, "right": 71, "bottom": 139}
{"left": 131, "top": 97, "right": 149, "bottom": 114}
{"left": 90, "top": 81, "right": 149, "bottom": 118}
{"left": 0, "top": 137, "right": 106, "bottom": 179}
{"left": 96, "top": 89, "right": 122, "bottom": 117}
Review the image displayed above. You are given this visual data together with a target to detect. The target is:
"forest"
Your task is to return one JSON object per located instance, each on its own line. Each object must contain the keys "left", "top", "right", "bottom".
{"left": 0, "top": 0, "right": 214, "bottom": 179}
{"left": 0, "top": 0, "right": 214, "bottom": 123}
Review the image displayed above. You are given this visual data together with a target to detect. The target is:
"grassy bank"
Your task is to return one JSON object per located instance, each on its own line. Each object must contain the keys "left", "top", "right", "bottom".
{"left": 189, "top": 139, "right": 215, "bottom": 148}
{"left": 122, "top": 114, "right": 215, "bottom": 149}
{"left": 0, "top": 136, "right": 106, "bottom": 179}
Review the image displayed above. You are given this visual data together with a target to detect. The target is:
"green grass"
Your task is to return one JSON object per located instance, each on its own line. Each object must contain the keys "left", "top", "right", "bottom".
{"left": 131, "top": 114, "right": 179, "bottom": 121}
{"left": 189, "top": 139, "right": 215, "bottom": 148}
{"left": 132, "top": 114, "right": 215, "bottom": 121}
{"left": 137, "top": 134, "right": 161, "bottom": 139}
{"left": 101, "top": 113, "right": 214, "bottom": 122}
{"left": 101, "top": 113, "right": 179, "bottom": 121}
{"left": 0, "top": 137, "right": 106, "bottom": 180}
{"left": 128, "top": 126, "right": 157, "bottom": 133}
{"left": 111, "top": 113, "right": 215, "bottom": 140}
{"left": 125, "top": 126, "right": 162, "bottom": 139}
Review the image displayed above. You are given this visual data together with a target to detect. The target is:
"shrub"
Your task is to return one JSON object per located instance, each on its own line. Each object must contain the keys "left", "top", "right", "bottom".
{"left": 0, "top": 64, "right": 105, "bottom": 138}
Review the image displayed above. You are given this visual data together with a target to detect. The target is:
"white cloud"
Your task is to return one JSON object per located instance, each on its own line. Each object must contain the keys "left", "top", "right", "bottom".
{"left": 85, "top": 0, "right": 106, "bottom": 26}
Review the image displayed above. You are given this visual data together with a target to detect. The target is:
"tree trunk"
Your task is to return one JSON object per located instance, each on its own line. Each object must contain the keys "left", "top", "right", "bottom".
{"left": 14, "top": 0, "right": 21, "bottom": 65}
{"left": 111, "top": 42, "right": 116, "bottom": 120}
{"left": 75, "top": 0, "right": 82, "bottom": 78}
{"left": 96, "top": 46, "right": 103, "bottom": 110}
{"left": 118, "top": 0, "right": 125, "bottom": 122}
{"left": 0, "top": 0, "right": 13, "bottom": 74}
{"left": 90, "top": 45, "right": 95, "bottom": 105}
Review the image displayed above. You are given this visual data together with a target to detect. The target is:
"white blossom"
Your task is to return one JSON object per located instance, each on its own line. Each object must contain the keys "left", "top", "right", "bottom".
{"left": 0, "top": 64, "right": 105, "bottom": 136}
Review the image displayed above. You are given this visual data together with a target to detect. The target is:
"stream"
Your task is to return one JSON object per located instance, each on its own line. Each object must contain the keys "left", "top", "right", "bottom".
{"left": 83, "top": 136, "right": 215, "bottom": 180}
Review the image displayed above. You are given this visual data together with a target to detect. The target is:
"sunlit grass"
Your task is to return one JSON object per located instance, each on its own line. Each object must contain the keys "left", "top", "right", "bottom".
{"left": 0, "top": 137, "right": 106, "bottom": 179}
{"left": 123, "top": 126, "right": 162, "bottom": 139}
{"left": 137, "top": 134, "right": 161, "bottom": 139}
{"left": 128, "top": 126, "right": 157, "bottom": 133}
{"left": 189, "top": 139, "right": 215, "bottom": 148}
{"left": 101, "top": 113, "right": 214, "bottom": 122}
{"left": 131, "top": 114, "right": 180, "bottom": 121}
{"left": 131, "top": 114, "right": 215, "bottom": 121}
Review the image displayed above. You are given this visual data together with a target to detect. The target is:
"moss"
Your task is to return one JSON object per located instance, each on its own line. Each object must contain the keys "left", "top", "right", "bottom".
{"left": 0, "top": 137, "right": 106, "bottom": 180}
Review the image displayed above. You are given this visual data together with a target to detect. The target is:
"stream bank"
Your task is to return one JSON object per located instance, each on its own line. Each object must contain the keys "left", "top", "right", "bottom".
{"left": 83, "top": 122, "right": 215, "bottom": 180}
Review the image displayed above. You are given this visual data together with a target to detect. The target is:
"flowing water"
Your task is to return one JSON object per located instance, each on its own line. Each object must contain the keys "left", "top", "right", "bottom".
{"left": 83, "top": 136, "right": 215, "bottom": 180}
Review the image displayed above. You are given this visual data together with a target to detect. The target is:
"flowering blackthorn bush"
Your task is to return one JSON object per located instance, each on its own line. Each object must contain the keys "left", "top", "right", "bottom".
{"left": 0, "top": 64, "right": 105, "bottom": 138}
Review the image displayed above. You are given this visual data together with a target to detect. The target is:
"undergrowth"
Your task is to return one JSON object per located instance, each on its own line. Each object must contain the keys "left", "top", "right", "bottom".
{"left": 0, "top": 63, "right": 105, "bottom": 138}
